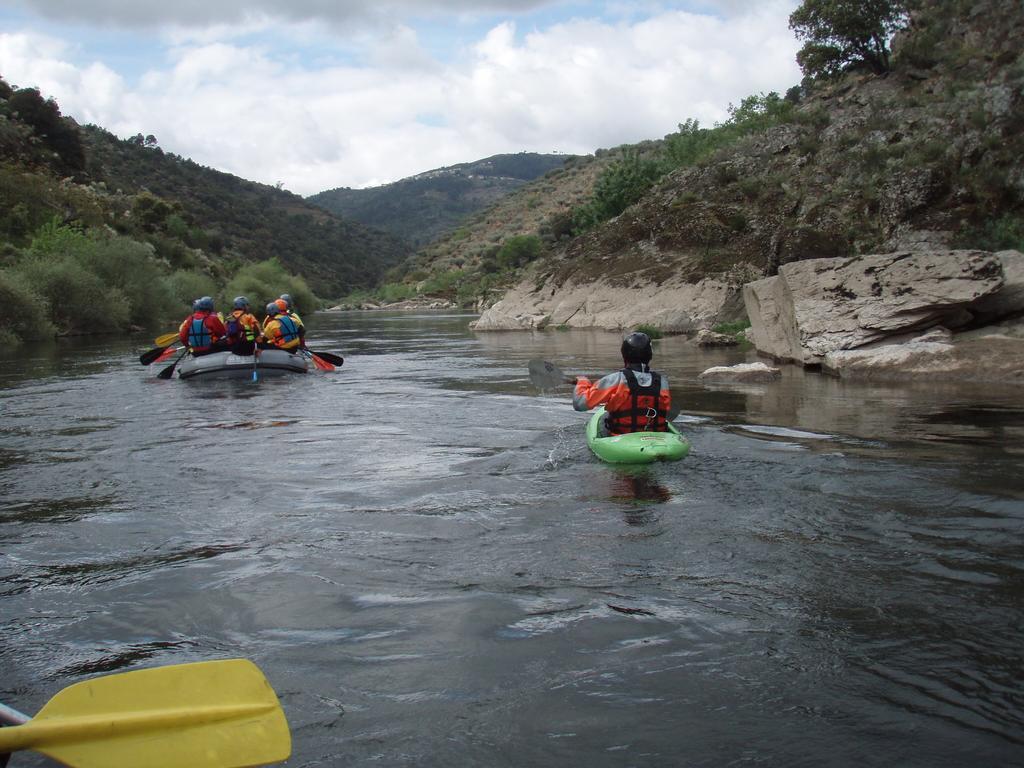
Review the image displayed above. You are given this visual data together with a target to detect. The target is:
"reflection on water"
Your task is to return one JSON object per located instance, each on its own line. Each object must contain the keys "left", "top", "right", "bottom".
{"left": 1, "top": 312, "right": 1022, "bottom": 767}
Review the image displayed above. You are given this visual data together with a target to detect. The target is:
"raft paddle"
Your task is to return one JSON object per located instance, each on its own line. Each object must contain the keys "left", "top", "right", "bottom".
{"left": 154, "top": 332, "right": 179, "bottom": 347}
{"left": 304, "top": 349, "right": 344, "bottom": 366}
{"left": 0, "top": 659, "right": 290, "bottom": 768}
{"left": 527, "top": 359, "right": 682, "bottom": 420}
{"left": 253, "top": 345, "right": 260, "bottom": 382}
{"left": 139, "top": 341, "right": 179, "bottom": 365}
{"left": 154, "top": 346, "right": 180, "bottom": 363}
{"left": 302, "top": 349, "right": 334, "bottom": 372}
{"left": 157, "top": 349, "right": 188, "bottom": 379}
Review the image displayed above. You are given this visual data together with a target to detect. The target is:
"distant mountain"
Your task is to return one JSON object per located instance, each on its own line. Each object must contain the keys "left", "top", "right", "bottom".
{"left": 308, "top": 153, "right": 574, "bottom": 248}
{"left": 81, "top": 127, "right": 412, "bottom": 297}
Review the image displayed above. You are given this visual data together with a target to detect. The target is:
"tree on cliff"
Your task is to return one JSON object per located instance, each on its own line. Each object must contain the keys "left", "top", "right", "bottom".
{"left": 789, "top": 0, "right": 909, "bottom": 78}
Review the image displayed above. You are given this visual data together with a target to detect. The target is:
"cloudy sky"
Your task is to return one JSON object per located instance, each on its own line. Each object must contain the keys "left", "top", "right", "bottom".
{"left": 0, "top": 1, "right": 801, "bottom": 196}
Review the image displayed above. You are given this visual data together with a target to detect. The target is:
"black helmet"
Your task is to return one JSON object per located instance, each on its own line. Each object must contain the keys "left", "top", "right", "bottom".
{"left": 621, "top": 331, "right": 653, "bottom": 364}
{"left": 265, "top": 302, "right": 279, "bottom": 317}
{"left": 233, "top": 296, "right": 249, "bottom": 310}
{"left": 198, "top": 296, "right": 215, "bottom": 312}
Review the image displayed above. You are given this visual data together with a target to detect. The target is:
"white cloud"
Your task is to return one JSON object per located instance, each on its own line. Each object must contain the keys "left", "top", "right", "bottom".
{"left": 0, "top": 3, "right": 801, "bottom": 196}
{"left": 2, "top": 0, "right": 557, "bottom": 29}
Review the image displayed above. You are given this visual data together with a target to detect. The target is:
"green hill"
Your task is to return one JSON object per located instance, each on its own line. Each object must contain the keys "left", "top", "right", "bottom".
{"left": 80, "top": 126, "right": 412, "bottom": 297}
{"left": 0, "top": 77, "right": 415, "bottom": 342}
{"left": 369, "top": 0, "right": 1024, "bottom": 312}
{"left": 308, "top": 153, "right": 573, "bottom": 248}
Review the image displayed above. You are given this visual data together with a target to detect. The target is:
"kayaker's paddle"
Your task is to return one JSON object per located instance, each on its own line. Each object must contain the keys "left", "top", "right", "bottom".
{"left": 527, "top": 359, "right": 576, "bottom": 388}
{"left": 157, "top": 349, "right": 188, "bottom": 379}
{"left": 527, "top": 358, "right": 682, "bottom": 420}
{"left": 154, "top": 332, "right": 179, "bottom": 347}
{"left": 0, "top": 659, "right": 290, "bottom": 768}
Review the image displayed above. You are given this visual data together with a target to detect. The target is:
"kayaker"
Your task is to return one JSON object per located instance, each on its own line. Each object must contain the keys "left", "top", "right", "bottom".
{"left": 178, "top": 296, "right": 228, "bottom": 357}
{"left": 261, "top": 302, "right": 303, "bottom": 351}
{"left": 224, "top": 296, "right": 261, "bottom": 355}
{"left": 572, "top": 331, "right": 671, "bottom": 435}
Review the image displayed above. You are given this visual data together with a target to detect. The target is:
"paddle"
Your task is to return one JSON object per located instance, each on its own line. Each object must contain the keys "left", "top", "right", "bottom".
{"left": 252, "top": 345, "right": 260, "bottom": 382}
{"left": 0, "top": 659, "right": 290, "bottom": 768}
{"left": 154, "top": 332, "right": 179, "bottom": 347}
{"left": 154, "top": 346, "right": 180, "bottom": 363}
{"left": 527, "top": 359, "right": 576, "bottom": 388}
{"left": 302, "top": 349, "right": 334, "bottom": 372}
{"left": 527, "top": 359, "right": 682, "bottom": 420}
{"left": 304, "top": 349, "right": 344, "bottom": 366}
{"left": 139, "top": 343, "right": 174, "bottom": 365}
{"left": 157, "top": 349, "right": 188, "bottom": 380}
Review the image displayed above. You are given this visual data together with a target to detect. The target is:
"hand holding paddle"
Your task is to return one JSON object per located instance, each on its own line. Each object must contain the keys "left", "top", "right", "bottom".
{"left": 0, "top": 659, "right": 290, "bottom": 768}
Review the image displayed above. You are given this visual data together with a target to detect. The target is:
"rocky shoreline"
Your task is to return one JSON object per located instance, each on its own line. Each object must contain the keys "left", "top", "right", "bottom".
{"left": 472, "top": 248, "right": 1024, "bottom": 386}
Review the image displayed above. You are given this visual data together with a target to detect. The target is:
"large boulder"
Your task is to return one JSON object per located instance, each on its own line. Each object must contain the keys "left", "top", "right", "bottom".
{"left": 698, "top": 362, "right": 782, "bottom": 384}
{"left": 743, "top": 250, "right": 1014, "bottom": 365}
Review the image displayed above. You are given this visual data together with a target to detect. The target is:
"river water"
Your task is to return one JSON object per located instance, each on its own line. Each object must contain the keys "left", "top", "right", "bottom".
{"left": 1, "top": 311, "right": 1022, "bottom": 767}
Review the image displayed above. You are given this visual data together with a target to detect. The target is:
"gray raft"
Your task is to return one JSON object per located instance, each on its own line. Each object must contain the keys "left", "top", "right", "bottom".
{"left": 177, "top": 349, "right": 308, "bottom": 379}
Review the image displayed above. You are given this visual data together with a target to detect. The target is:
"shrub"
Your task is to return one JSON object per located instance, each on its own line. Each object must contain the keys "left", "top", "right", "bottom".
{"left": 0, "top": 268, "right": 56, "bottom": 343}
{"left": 165, "top": 270, "right": 217, "bottom": 311}
{"left": 496, "top": 235, "right": 543, "bottom": 270}
{"left": 634, "top": 324, "right": 663, "bottom": 339}
{"left": 955, "top": 214, "right": 1024, "bottom": 252}
{"left": 222, "top": 258, "right": 318, "bottom": 316}
{"left": 14, "top": 255, "right": 129, "bottom": 334}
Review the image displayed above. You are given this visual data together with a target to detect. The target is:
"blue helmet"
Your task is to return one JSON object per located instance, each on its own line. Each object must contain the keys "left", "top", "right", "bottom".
{"left": 265, "top": 302, "right": 279, "bottom": 317}
{"left": 192, "top": 299, "right": 200, "bottom": 312}
{"left": 279, "top": 293, "right": 293, "bottom": 309}
{"left": 198, "top": 296, "right": 215, "bottom": 312}
{"left": 233, "top": 296, "right": 249, "bottom": 310}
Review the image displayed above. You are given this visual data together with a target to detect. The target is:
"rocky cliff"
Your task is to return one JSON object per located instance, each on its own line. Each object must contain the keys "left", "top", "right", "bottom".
{"left": 470, "top": 1, "right": 1023, "bottom": 382}
{"left": 473, "top": 0, "right": 1023, "bottom": 358}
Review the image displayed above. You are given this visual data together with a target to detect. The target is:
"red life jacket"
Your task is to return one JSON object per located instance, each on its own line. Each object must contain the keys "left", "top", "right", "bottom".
{"left": 606, "top": 368, "right": 667, "bottom": 434}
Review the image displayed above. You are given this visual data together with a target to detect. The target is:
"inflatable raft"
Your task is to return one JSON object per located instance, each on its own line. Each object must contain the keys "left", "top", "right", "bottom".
{"left": 586, "top": 406, "right": 690, "bottom": 464}
{"left": 177, "top": 349, "right": 308, "bottom": 379}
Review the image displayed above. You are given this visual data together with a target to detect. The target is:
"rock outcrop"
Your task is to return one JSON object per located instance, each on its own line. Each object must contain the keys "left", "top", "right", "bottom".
{"left": 471, "top": 270, "right": 751, "bottom": 332}
{"left": 822, "top": 324, "right": 1024, "bottom": 384}
{"left": 743, "top": 249, "right": 1024, "bottom": 383}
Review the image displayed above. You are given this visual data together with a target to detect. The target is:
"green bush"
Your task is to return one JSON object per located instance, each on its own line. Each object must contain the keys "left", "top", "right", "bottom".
{"left": 496, "top": 235, "right": 543, "bottom": 270}
{"left": 572, "top": 150, "right": 663, "bottom": 233}
{"left": 15, "top": 255, "right": 129, "bottom": 334}
{"left": 634, "top": 324, "right": 663, "bottom": 339}
{"left": 955, "top": 214, "right": 1024, "bottom": 252}
{"left": 222, "top": 258, "right": 318, "bottom": 317}
{"left": 0, "top": 268, "right": 56, "bottom": 343}
{"left": 165, "top": 270, "right": 217, "bottom": 311}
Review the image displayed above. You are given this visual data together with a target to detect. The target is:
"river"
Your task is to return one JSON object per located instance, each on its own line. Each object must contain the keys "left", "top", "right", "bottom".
{"left": 1, "top": 311, "right": 1022, "bottom": 767}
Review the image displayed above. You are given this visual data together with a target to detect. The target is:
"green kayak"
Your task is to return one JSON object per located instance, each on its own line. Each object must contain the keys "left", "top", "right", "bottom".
{"left": 586, "top": 406, "right": 690, "bottom": 464}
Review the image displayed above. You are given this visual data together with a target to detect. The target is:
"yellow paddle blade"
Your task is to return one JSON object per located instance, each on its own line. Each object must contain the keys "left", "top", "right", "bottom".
{"left": 154, "top": 332, "right": 179, "bottom": 346}
{"left": 0, "top": 659, "right": 290, "bottom": 768}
